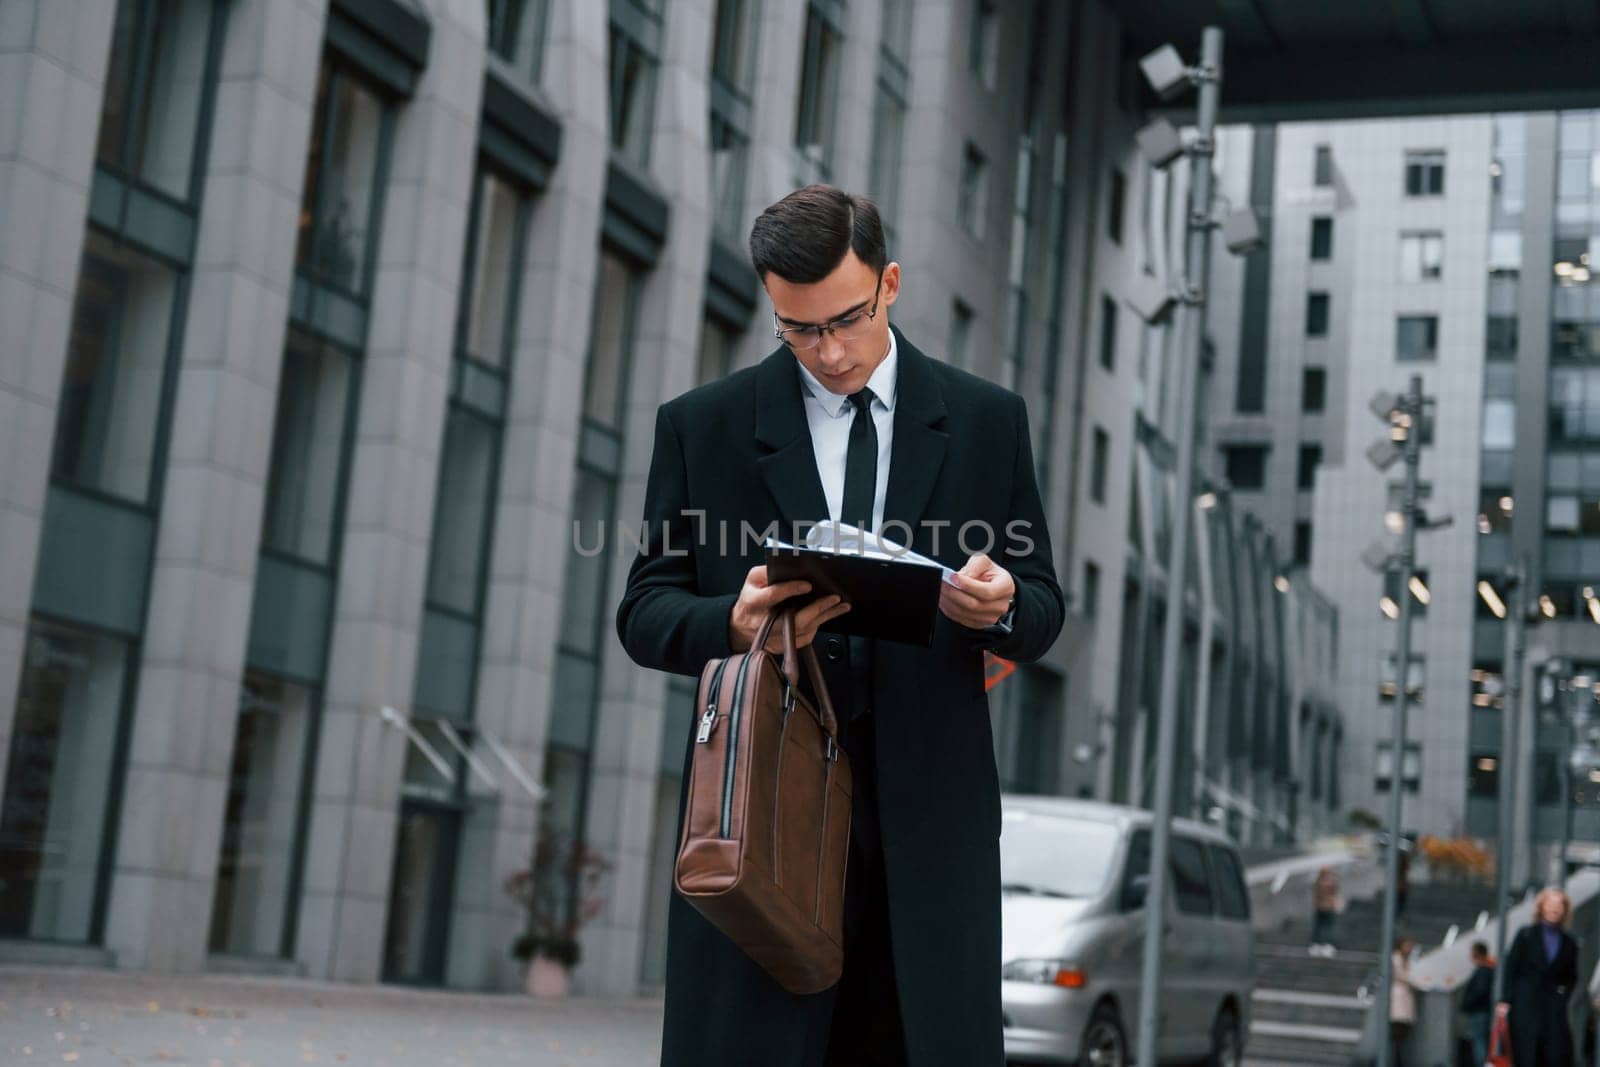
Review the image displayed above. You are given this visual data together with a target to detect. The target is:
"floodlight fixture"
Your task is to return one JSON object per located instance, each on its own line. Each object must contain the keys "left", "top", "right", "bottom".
{"left": 1139, "top": 43, "right": 1191, "bottom": 101}
{"left": 1222, "top": 207, "right": 1265, "bottom": 255}
{"left": 1362, "top": 541, "right": 1395, "bottom": 573}
{"left": 1136, "top": 117, "right": 1185, "bottom": 168}
{"left": 1369, "top": 390, "right": 1400, "bottom": 422}
{"left": 1367, "top": 438, "right": 1403, "bottom": 472}
{"left": 1125, "top": 278, "right": 1179, "bottom": 325}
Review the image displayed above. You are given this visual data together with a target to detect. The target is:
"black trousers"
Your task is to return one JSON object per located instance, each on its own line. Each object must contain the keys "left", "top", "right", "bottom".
{"left": 823, "top": 706, "right": 908, "bottom": 1066}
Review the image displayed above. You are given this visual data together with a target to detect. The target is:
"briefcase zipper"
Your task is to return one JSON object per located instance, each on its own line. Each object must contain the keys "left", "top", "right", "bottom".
{"left": 696, "top": 659, "right": 730, "bottom": 743}
{"left": 719, "top": 652, "right": 756, "bottom": 837}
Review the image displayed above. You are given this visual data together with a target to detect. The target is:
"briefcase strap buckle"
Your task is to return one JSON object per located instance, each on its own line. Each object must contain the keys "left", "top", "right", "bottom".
{"left": 826, "top": 736, "right": 838, "bottom": 762}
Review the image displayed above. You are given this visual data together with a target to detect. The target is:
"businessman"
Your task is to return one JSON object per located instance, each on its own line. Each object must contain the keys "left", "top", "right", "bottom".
{"left": 617, "top": 185, "right": 1065, "bottom": 1066}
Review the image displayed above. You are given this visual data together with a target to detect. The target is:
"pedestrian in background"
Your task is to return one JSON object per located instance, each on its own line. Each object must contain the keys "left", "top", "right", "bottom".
{"left": 1391, "top": 935, "right": 1421, "bottom": 1067}
{"left": 1497, "top": 887, "right": 1579, "bottom": 1067}
{"left": 1309, "top": 866, "right": 1342, "bottom": 957}
{"left": 1460, "top": 940, "right": 1496, "bottom": 1067}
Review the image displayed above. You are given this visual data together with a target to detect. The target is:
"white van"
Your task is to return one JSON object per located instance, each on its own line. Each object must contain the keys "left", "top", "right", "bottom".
{"left": 1000, "top": 796, "right": 1256, "bottom": 1066}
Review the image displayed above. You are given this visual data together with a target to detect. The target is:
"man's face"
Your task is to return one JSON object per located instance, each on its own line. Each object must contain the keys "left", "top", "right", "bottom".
{"left": 765, "top": 249, "right": 900, "bottom": 397}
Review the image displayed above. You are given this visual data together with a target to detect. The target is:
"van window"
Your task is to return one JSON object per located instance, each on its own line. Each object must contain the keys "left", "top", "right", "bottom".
{"left": 1120, "top": 829, "right": 1150, "bottom": 910}
{"left": 1208, "top": 844, "right": 1251, "bottom": 920}
{"left": 1170, "top": 837, "right": 1214, "bottom": 915}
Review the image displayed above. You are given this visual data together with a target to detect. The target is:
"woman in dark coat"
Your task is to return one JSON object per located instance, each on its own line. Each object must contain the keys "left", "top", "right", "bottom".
{"left": 1497, "top": 888, "right": 1581, "bottom": 1067}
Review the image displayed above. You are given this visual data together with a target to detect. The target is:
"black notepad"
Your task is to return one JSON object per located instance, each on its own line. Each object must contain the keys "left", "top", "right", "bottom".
{"left": 764, "top": 543, "right": 945, "bottom": 646}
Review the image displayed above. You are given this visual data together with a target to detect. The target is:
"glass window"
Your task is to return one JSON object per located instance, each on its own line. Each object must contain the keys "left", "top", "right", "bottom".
{"left": 1309, "top": 217, "right": 1333, "bottom": 260}
{"left": 1223, "top": 444, "right": 1268, "bottom": 490}
{"left": 1487, "top": 315, "right": 1518, "bottom": 362}
{"left": 999, "top": 811, "right": 1122, "bottom": 899}
{"left": 1207, "top": 845, "right": 1250, "bottom": 920}
{"left": 1399, "top": 232, "right": 1444, "bottom": 281}
{"left": 0, "top": 619, "right": 131, "bottom": 942}
{"left": 1305, "top": 292, "right": 1330, "bottom": 336}
{"left": 880, "top": 0, "right": 912, "bottom": 59}
{"left": 1090, "top": 427, "right": 1109, "bottom": 504}
{"left": 1107, "top": 169, "right": 1126, "bottom": 245}
{"left": 297, "top": 59, "right": 390, "bottom": 295}
{"left": 1381, "top": 568, "right": 1430, "bottom": 618}
{"left": 52, "top": 231, "right": 180, "bottom": 506}
{"left": 1375, "top": 741, "right": 1421, "bottom": 793}
{"left": 968, "top": 0, "right": 999, "bottom": 90}
{"left": 710, "top": 111, "right": 750, "bottom": 245}
{"left": 583, "top": 251, "right": 642, "bottom": 434}
{"left": 697, "top": 315, "right": 738, "bottom": 386}
{"left": 1298, "top": 443, "right": 1322, "bottom": 491}
{"left": 209, "top": 672, "right": 314, "bottom": 958}
{"left": 1379, "top": 653, "right": 1425, "bottom": 702}
{"left": 1083, "top": 561, "right": 1100, "bottom": 619}
{"left": 1397, "top": 315, "right": 1439, "bottom": 361}
{"left": 1120, "top": 828, "right": 1151, "bottom": 909}
{"left": 1404, "top": 150, "right": 1445, "bottom": 196}
{"left": 460, "top": 170, "right": 522, "bottom": 368}
{"left": 959, "top": 143, "right": 988, "bottom": 239}
{"left": 610, "top": 6, "right": 661, "bottom": 168}
{"left": 1313, "top": 144, "right": 1332, "bottom": 186}
{"left": 1294, "top": 521, "right": 1312, "bottom": 566}
{"left": 426, "top": 408, "right": 499, "bottom": 615}
{"left": 97, "top": 0, "right": 218, "bottom": 201}
{"left": 868, "top": 85, "right": 907, "bottom": 237}
{"left": 1099, "top": 295, "right": 1117, "bottom": 371}
{"left": 1302, "top": 366, "right": 1326, "bottom": 412}
{"left": 795, "top": 5, "right": 842, "bottom": 176}
{"left": 261, "top": 330, "right": 357, "bottom": 566}
{"left": 1170, "top": 837, "right": 1214, "bottom": 916}
{"left": 710, "top": 0, "right": 758, "bottom": 93}
{"left": 1482, "top": 398, "right": 1516, "bottom": 450}
{"left": 1469, "top": 753, "right": 1499, "bottom": 798}
{"left": 561, "top": 466, "right": 617, "bottom": 658}
{"left": 488, "top": 0, "right": 551, "bottom": 85}
{"left": 949, "top": 299, "right": 974, "bottom": 370}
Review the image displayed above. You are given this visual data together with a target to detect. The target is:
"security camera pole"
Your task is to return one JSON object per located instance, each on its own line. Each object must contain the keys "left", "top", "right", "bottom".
{"left": 1373, "top": 373, "right": 1424, "bottom": 1067}
{"left": 1134, "top": 25, "right": 1223, "bottom": 1067}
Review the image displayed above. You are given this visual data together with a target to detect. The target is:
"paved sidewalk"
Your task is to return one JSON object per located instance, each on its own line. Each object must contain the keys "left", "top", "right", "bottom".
{"left": 0, "top": 967, "right": 664, "bottom": 1065}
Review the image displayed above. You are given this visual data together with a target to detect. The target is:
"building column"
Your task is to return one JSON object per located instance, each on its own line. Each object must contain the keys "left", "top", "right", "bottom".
{"left": 0, "top": 0, "right": 118, "bottom": 802}
{"left": 101, "top": 0, "right": 329, "bottom": 972}
{"left": 293, "top": 0, "right": 484, "bottom": 982}
{"left": 577, "top": 0, "right": 715, "bottom": 997}
{"left": 446, "top": 0, "right": 610, "bottom": 991}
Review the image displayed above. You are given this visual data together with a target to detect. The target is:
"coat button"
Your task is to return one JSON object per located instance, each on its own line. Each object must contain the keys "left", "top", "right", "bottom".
{"left": 825, "top": 637, "right": 843, "bottom": 661}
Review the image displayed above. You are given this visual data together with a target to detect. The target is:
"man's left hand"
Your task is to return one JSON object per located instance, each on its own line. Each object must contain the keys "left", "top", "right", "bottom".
{"left": 940, "top": 553, "right": 1015, "bottom": 630}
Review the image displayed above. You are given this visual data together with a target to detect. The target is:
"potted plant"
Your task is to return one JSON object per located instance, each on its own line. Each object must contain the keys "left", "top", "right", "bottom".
{"left": 504, "top": 827, "right": 611, "bottom": 998}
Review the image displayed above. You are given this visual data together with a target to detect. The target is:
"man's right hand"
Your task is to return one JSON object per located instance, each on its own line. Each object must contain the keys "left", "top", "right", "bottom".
{"left": 729, "top": 566, "right": 850, "bottom": 652}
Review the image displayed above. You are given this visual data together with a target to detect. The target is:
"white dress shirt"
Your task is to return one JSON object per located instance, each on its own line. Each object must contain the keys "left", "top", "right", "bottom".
{"left": 796, "top": 330, "right": 898, "bottom": 532}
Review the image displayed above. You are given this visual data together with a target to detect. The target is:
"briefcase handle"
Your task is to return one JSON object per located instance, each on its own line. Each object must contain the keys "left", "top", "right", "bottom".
{"left": 750, "top": 608, "right": 841, "bottom": 741}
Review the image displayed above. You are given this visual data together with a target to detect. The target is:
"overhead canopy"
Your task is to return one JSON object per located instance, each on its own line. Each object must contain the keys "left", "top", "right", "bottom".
{"left": 1116, "top": 0, "right": 1600, "bottom": 122}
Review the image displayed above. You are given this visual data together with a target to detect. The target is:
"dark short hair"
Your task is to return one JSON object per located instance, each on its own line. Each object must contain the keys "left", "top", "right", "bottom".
{"left": 1471, "top": 941, "right": 1489, "bottom": 957}
{"left": 749, "top": 184, "right": 887, "bottom": 283}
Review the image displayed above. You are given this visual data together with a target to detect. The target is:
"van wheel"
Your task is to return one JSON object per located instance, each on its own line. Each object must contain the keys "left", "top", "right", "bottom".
{"left": 1208, "top": 1006, "right": 1242, "bottom": 1067}
{"left": 1080, "top": 1004, "right": 1126, "bottom": 1067}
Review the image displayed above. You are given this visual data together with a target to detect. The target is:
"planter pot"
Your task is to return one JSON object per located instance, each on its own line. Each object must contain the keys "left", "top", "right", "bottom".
{"left": 525, "top": 955, "right": 570, "bottom": 998}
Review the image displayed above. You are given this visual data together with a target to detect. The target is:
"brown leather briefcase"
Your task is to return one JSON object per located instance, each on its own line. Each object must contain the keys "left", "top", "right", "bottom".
{"left": 673, "top": 607, "right": 853, "bottom": 994}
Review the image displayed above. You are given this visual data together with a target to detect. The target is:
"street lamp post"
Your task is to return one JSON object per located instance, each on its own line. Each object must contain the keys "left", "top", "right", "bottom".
{"left": 1491, "top": 556, "right": 1527, "bottom": 1004}
{"left": 1134, "top": 25, "right": 1224, "bottom": 1067}
{"left": 1372, "top": 375, "right": 1425, "bottom": 1067}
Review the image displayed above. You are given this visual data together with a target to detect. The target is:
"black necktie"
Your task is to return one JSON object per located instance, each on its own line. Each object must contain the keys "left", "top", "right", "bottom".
{"left": 841, "top": 388, "right": 877, "bottom": 530}
{"left": 840, "top": 388, "right": 876, "bottom": 721}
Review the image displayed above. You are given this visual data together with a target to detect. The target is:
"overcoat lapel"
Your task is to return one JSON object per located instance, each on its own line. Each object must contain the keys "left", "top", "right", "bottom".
{"left": 881, "top": 330, "right": 949, "bottom": 549}
{"left": 754, "top": 347, "right": 829, "bottom": 533}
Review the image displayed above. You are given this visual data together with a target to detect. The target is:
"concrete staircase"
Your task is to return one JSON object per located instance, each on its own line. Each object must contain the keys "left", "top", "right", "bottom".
{"left": 1246, "top": 879, "right": 1496, "bottom": 1066}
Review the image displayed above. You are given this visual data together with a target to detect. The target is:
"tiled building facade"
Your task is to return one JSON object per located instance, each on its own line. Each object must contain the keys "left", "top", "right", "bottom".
{"left": 0, "top": 0, "right": 1342, "bottom": 995}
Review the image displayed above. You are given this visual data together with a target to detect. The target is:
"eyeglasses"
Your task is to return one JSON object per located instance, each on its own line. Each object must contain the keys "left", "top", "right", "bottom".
{"left": 773, "top": 273, "right": 883, "bottom": 351}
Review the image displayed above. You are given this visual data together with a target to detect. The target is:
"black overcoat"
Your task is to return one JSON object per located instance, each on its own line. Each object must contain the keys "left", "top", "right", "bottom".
{"left": 616, "top": 330, "right": 1065, "bottom": 1067}
{"left": 1501, "top": 922, "right": 1580, "bottom": 1067}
